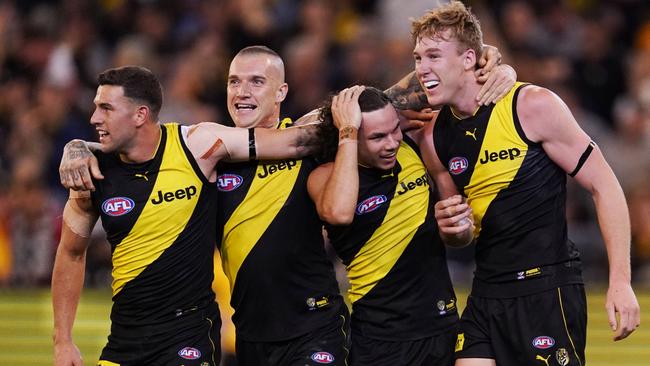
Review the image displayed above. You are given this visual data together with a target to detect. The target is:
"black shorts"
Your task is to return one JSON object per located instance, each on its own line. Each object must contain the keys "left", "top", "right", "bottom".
{"left": 98, "top": 303, "right": 221, "bottom": 366}
{"left": 455, "top": 284, "right": 586, "bottom": 366}
{"left": 350, "top": 325, "right": 457, "bottom": 366}
{"left": 235, "top": 313, "right": 349, "bottom": 366}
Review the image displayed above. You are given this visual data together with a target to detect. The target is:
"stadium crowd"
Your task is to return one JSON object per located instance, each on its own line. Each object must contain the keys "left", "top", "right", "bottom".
{"left": 0, "top": 0, "right": 648, "bottom": 296}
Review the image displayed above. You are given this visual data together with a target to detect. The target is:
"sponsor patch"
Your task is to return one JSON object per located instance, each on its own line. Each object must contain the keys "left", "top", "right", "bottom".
{"left": 448, "top": 157, "right": 469, "bottom": 175}
{"left": 101, "top": 197, "right": 135, "bottom": 216}
{"left": 217, "top": 174, "right": 243, "bottom": 192}
{"left": 178, "top": 346, "right": 202, "bottom": 360}
{"left": 355, "top": 195, "right": 387, "bottom": 215}
{"left": 532, "top": 336, "right": 555, "bottom": 349}
{"left": 517, "top": 267, "right": 542, "bottom": 280}
{"left": 311, "top": 351, "right": 335, "bottom": 364}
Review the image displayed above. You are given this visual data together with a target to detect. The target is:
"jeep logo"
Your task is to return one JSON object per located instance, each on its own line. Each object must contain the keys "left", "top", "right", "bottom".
{"left": 479, "top": 148, "right": 521, "bottom": 164}
{"left": 257, "top": 160, "right": 297, "bottom": 178}
{"left": 151, "top": 186, "right": 197, "bottom": 204}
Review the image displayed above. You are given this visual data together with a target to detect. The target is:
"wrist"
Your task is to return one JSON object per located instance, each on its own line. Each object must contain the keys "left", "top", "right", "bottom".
{"left": 338, "top": 126, "right": 358, "bottom": 145}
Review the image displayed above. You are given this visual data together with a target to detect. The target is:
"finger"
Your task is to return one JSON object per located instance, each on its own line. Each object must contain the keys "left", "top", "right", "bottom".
{"left": 434, "top": 195, "right": 463, "bottom": 211}
{"left": 477, "top": 76, "right": 496, "bottom": 104}
{"left": 350, "top": 85, "right": 365, "bottom": 102}
{"left": 79, "top": 167, "right": 95, "bottom": 192}
{"left": 606, "top": 302, "right": 617, "bottom": 333}
{"left": 90, "top": 157, "right": 104, "bottom": 180}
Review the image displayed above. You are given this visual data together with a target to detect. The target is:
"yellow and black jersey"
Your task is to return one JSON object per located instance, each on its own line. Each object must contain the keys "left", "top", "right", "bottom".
{"left": 216, "top": 118, "right": 345, "bottom": 342}
{"left": 325, "top": 136, "right": 457, "bottom": 341}
{"left": 91, "top": 123, "right": 218, "bottom": 326}
{"left": 433, "top": 83, "right": 582, "bottom": 298}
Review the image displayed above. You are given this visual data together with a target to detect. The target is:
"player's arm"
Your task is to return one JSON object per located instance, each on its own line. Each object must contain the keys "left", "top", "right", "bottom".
{"left": 410, "top": 120, "right": 474, "bottom": 247}
{"left": 60, "top": 140, "right": 104, "bottom": 191}
{"left": 52, "top": 190, "right": 98, "bottom": 366}
{"left": 182, "top": 121, "right": 319, "bottom": 170}
{"left": 307, "top": 86, "right": 364, "bottom": 225}
{"left": 518, "top": 85, "right": 641, "bottom": 341}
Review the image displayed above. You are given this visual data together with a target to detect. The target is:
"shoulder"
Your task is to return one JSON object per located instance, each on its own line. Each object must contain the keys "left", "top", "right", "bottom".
{"left": 516, "top": 85, "right": 570, "bottom": 142}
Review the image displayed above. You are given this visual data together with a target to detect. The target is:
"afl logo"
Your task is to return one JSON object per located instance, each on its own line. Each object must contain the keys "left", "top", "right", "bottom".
{"left": 448, "top": 157, "right": 468, "bottom": 175}
{"left": 311, "top": 351, "right": 335, "bottom": 364}
{"left": 532, "top": 336, "right": 555, "bottom": 349}
{"left": 101, "top": 197, "right": 134, "bottom": 216}
{"left": 217, "top": 174, "right": 243, "bottom": 192}
{"left": 178, "top": 347, "right": 201, "bottom": 360}
{"left": 355, "top": 195, "right": 387, "bottom": 215}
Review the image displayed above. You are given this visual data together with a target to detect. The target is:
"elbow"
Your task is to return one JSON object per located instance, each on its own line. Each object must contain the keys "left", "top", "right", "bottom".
{"left": 319, "top": 206, "right": 354, "bottom": 226}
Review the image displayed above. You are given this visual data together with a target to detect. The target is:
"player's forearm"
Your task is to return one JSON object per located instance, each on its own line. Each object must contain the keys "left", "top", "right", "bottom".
{"left": 51, "top": 244, "right": 86, "bottom": 344}
{"left": 256, "top": 124, "right": 319, "bottom": 159}
{"left": 593, "top": 181, "right": 632, "bottom": 284}
{"left": 319, "top": 141, "right": 359, "bottom": 225}
{"left": 385, "top": 71, "right": 431, "bottom": 111}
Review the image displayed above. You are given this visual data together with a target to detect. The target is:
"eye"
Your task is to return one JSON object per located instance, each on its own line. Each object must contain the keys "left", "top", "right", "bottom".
{"left": 228, "top": 79, "right": 239, "bottom": 86}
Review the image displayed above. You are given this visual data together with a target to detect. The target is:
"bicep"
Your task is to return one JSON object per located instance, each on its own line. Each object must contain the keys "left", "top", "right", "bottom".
{"left": 184, "top": 123, "right": 248, "bottom": 163}
{"left": 518, "top": 86, "right": 593, "bottom": 175}
{"left": 60, "top": 194, "right": 98, "bottom": 254}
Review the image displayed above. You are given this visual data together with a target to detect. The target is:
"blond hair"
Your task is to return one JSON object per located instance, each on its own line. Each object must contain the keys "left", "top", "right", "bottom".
{"left": 411, "top": 1, "right": 483, "bottom": 58}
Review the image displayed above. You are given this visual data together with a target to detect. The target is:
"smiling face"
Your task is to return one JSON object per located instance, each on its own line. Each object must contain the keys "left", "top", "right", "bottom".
{"left": 413, "top": 31, "right": 472, "bottom": 109}
{"left": 357, "top": 103, "right": 403, "bottom": 170}
{"left": 90, "top": 85, "right": 141, "bottom": 154}
{"left": 227, "top": 53, "right": 288, "bottom": 129}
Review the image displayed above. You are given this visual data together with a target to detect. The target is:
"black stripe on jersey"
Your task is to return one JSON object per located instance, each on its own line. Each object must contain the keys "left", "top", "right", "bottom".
{"left": 178, "top": 124, "right": 212, "bottom": 185}
{"left": 511, "top": 83, "right": 537, "bottom": 146}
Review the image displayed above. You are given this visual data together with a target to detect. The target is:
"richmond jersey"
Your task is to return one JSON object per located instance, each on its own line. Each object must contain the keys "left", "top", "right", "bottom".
{"left": 92, "top": 123, "right": 218, "bottom": 326}
{"left": 216, "top": 119, "right": 346, "bottom": 342}
{"left": 325, "top": 137, "right": 457, "bottom": 340}
{"left": 433, "top": 83, "right": 582, "bottom": 297}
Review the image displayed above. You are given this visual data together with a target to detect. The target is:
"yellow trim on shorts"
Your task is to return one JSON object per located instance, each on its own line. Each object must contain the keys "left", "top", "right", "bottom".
{"left": 557, "top": 287, "right": 583, "bottom": 366}
{"left": 97, "top": 361, "right": 120, "bottom": 366}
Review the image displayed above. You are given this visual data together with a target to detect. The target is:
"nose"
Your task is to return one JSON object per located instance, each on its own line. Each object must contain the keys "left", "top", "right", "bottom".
{"left": 90, "top": 108, "right": 101, "bottom": 125}
{"left": 237, "top": 81, "right": 251, "bottom": 97}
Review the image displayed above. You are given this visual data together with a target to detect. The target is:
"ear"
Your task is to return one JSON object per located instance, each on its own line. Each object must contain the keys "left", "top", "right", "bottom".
{"left": 134, "top": 105, "right": 150, "bottom": 127}
{"left": 462, "top": 48, "right": 477, "bottom": 71}
{"left": 276, "top": 83, "right": 288, "bottom": 103}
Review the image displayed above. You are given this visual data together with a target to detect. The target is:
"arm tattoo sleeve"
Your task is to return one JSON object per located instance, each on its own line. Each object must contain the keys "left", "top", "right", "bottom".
{"left": 385, "top": 73, "right": 430, "bottom": 111}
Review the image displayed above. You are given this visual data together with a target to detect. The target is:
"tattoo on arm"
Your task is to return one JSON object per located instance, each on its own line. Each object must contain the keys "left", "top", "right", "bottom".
{"left": 385, "top": 73, "right": 430, "bottom": 111}
{"left": 295, "top": 125, "right": 320, "bottom": 155}
{"left": 339, "top": 126, "right": 357, "bottom": 141}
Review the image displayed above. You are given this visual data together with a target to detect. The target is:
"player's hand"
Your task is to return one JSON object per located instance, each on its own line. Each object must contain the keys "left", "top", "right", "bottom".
{"left": 606, "top": 281, "right": 640, "bottom": 341}
{"left": 435, "top": 194, "right": 474, "bottom": 238}
{"left": 475, "top": 64, "right": 517, "bottom": 105}
{"left": 398, "top": 108, "right": 437, "bottom": 133}
{"left": 54, "top": 341, "right": 84, "bottom": 366}
{"left": 477, "top": 44, "right": 502, "bottom": 75}
{"left": 332, "top": 86, "right": 365, "bottom": 130}
{"left": 60, "top": 139, "right": 104, "bottom": 191}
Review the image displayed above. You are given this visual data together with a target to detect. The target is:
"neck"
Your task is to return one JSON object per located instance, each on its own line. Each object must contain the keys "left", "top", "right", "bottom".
{"left": 119, "top": 122, "right": 161, "bottom": 163}
{"left": 448, "top": 75, "right": 482, "bottom": 119}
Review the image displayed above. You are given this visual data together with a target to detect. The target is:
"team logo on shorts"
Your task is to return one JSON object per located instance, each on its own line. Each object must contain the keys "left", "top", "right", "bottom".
{"left": 448, "top": 157, "right": 469, "bottom": 175}
{"left": 556, "top": 348, "right": 570, "bottom": 365}
{"left": 532, "top": 336, "right": 555, "bottom": 349}
{"left": 311, "top": 351, "right": 334, "bottom": 364}
{"left": 355, "top": 195, "right": 387, "bottom": 215}
{"left": 101, "top": 197, "right": 135, "bottom": 216}
{"left": 178, "top": 346, "right": 201, "bottom": 360}
{"left": 217, "top": 174, "right": 243, "bottom": 192}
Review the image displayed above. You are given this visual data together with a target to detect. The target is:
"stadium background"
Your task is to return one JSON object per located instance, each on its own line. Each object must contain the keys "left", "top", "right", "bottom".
{"left": 0, "top": 0, "right": 649, "bottom": 364}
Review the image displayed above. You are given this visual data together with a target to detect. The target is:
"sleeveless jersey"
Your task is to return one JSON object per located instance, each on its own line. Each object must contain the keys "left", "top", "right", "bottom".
{"left": 216, "top": 118, "right": 345, "bottom": 342}
{"left": 91, "top": 123, "right": 218, "bottom": 326}
{"left": 433, "top": 83, "right": 582, "bottom": 297}
{"left": 325, "top": 137, "right": 457, "bottom": 341}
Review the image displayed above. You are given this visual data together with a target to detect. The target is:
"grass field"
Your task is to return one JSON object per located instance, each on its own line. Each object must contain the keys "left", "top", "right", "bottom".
{"left": 1, "top": 287, "right": 648, "bottom": 365}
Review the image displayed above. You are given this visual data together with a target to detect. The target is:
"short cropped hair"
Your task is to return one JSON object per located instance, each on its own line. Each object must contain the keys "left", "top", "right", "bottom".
{"left": 315, "top": 87, "right": 393, "bottom": 163}
{"left": 97, "top": 66, "right": 163, "bottom": 120}
{"left": 411, "top": 1, "right": 483, "bottom": 60}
